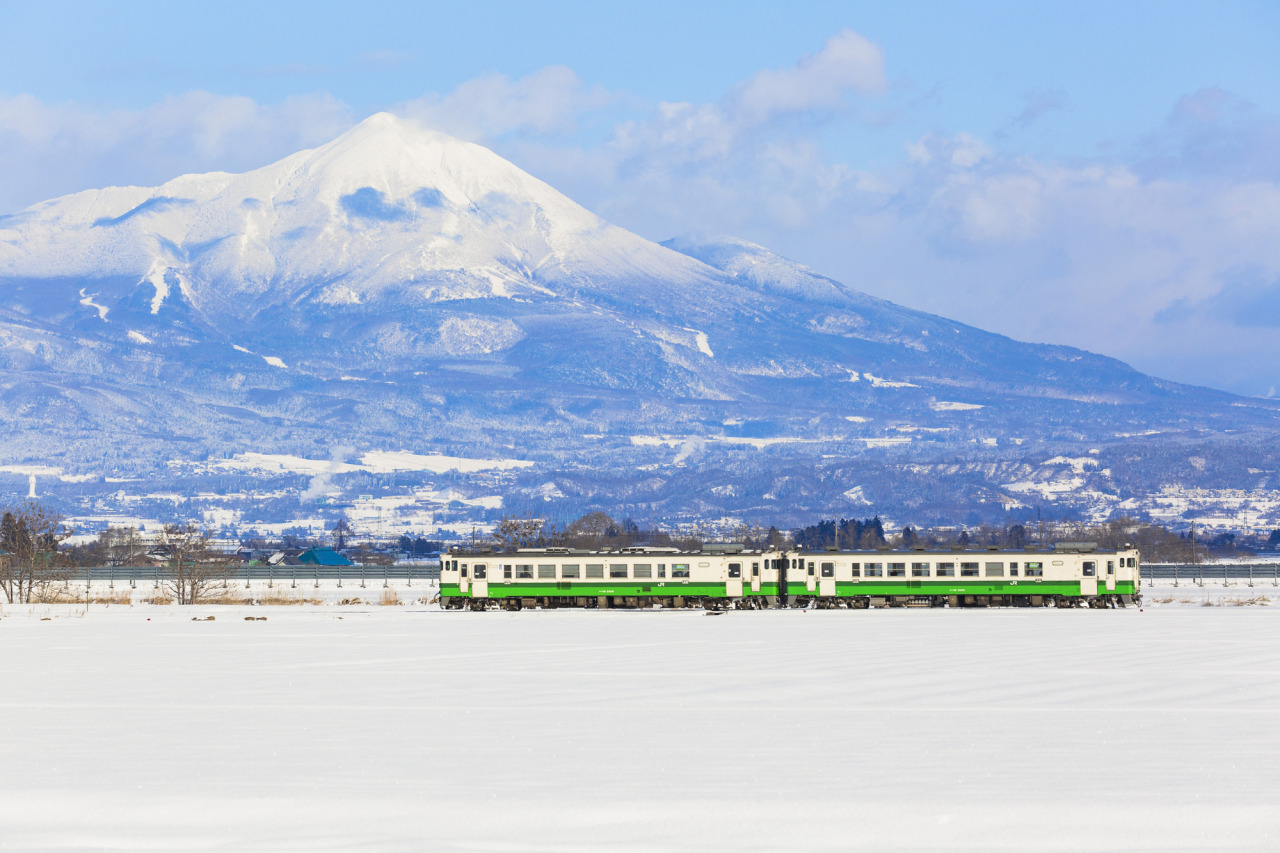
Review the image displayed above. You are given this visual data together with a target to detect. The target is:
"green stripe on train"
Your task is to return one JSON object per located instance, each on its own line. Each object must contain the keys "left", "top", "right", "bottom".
{"left": 441, "top": 580, "right": 1136, "bottom": 598}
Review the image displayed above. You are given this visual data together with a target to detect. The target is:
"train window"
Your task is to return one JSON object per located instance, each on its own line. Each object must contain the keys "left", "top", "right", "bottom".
{"left": 634, "top": 564, "right": 653, "bottom": 579}
{"left": 807, "top": 563, "right": 815, "bottom": 576}
{"left": 752, "top": 562, "right": 759, "bottom": 577}
{"left": 658, "top": 564, "right": 666, "bottom": 578}
{"left": 1083, "top": 562, "right": 1096, "bottom": 577}
{"left": 672, "top": 564, "right": 690, "bottom": 578}
{"left": 1128, "top": 558, "right": 1136, "bottom": 568}
{"left": 503, "top": 565, "right": 512, "bottom": 579}
{"left": 1009, "top": 566, "right": 1018, "bottom": 576}
{"left": 1024, "top": 562, "right": 1043, "bottom": 576}
{"left": 537, "top": 564, "right": 556, "bottom": 579}
{"left": 820, "top": 562, "right": 834, "bottom": 577}
{"left": 850, "top": 563, "right": 861, "bottom": 577}
{"left": 985, "top": 562, "right": 1004, "bottom": 577}
{"left": 1107, "top": 561, "right": 1114, "bottom": 575}
{"left": 474, "top": 565, "right": 487, "bottom": 579}
{"left": 461, "top": 565, "right": 468, "bottom": 578}
{"left": 1009, "top": 562, "right": 1018, "bottom": 570}
{"left": 888, "top": 563, "right": 905, "bottom": 577}
{"left": 729, "top": 563, "right": 742, "bottom": 578}
{"left": 609, "top": 564, "right": 628, "bottom": 578}
{"left": 911, "top": 563, "right": 929, "bottom": 577}
{"left": 516, "top": 564, "right": 533, "bottom": 579}
{"left": 586, "top": 564, "right": 604, "bottom": 579}
{"left": 961, "top": 562, "right": 979, "bottom": 577}
{"left": 561, "top": 564, "right": 580, "bottom": 579}
{"left": 865, "top": 563, "right": 883, "bottom": 577}
{"left": 936, "top": 563, "right": 955, "bottom": 577}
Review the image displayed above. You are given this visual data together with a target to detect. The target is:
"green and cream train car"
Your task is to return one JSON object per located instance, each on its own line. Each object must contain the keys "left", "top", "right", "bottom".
{"left": 439, "top": 543, "right": 1140, "bottom": 610}
{"left": 439, "top": 545, "right": 780, "bottom": 610}
{"left": 782, "top": 543, "right": 1140, "bottom": 608}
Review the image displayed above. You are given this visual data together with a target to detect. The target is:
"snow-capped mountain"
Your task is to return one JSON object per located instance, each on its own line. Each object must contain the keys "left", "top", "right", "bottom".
{"left": 2, "top": 112, "right": 1278, "bottom": 527}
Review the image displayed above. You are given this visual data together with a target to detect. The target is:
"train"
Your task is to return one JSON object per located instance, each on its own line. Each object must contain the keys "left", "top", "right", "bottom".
{"left": 439, "top": 542, "right": 1141, "bottom": 610}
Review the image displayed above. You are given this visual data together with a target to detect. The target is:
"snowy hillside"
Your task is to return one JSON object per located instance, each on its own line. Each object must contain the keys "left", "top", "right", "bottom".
{"left": 1, "top": 112, "right": 1279, "bottom": 527}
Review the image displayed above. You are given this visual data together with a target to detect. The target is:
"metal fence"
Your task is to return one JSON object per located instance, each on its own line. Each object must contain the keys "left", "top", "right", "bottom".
{"left": 70, "top": 562, "right": 442, "bottom": 588}
{"left": 1142, "top": 563, "right": 1280, "bottom": 585}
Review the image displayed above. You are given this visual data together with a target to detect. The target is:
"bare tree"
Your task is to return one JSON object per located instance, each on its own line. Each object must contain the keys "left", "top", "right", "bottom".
{"left": 157, "top": 523, "right": 229, "bottom": 605}
{"left": 561, "top": 512, "right": 616, "bottom": 549}
{"left": 0, "top": 501, "right": 73, "bottom": 604}
{"left": 101, "top": 526, "right": 147, "bottom": 567}
{"left": 331, "top": 518, "right": 353, "bottom": 550}
{"left": 490, "top": 515, "right": 562, "bottom": 552}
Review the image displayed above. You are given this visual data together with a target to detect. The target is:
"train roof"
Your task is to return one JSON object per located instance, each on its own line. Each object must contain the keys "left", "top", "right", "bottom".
{"left": 446, "top": 544, "right": 771, "bottom": 557}
{"left": 790, "top": 542, "right": 1134, "bottom": 555}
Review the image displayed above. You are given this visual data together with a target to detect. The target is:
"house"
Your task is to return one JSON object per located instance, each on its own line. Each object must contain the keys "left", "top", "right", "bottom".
{"left": 297, "top": 546, "right": 352, "bottom": 567}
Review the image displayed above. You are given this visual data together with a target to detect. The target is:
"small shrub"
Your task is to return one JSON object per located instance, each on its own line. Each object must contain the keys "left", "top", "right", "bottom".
{"left": 379, "top": 589, "right": 400, "bottom": 606}
{"left": 257, "top": 589, "right": 322, "bottom": 606}
{"left": 90, "top": 590, "right": 134, "bottom": 605}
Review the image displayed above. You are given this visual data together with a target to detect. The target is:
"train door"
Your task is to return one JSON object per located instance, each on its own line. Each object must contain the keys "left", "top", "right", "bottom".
{"left": 805, "top": 560, "right": 816, "bottom": 593}
{"left": 777, "top": 557, "right": 789, "bottom": 606}
{"left": 1080, "top": 560, "right": 1098, "bottom": 596}
{"left": 472, "top": 563, "right": 488, "bottom": 598}
{"left": 726, "top": 562, "right": 744, "bottom": 598}
{"left": 459, "top": 562, "right": 469, "bottom": 594}
{"left": 1105, "top": 559, "right": 1116, "bottom": 592}
{"left": 818, "top": 561, "right": 836, "bottom": 597}
{"left": 751, "top": 561, "right": 761, "bottom": 593}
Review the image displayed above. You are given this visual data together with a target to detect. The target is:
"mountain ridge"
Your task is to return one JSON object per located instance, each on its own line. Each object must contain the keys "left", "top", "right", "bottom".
{"left": 1, "top": 112, "right": 1277, "bottom": 529}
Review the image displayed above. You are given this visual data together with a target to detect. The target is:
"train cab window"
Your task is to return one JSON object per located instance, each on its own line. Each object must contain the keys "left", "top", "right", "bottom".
{"left": 610, "top": 564, "right": 628, "bottom": 578}
{"left": 1107, "top": 561, "right": 1115, "bottom": 575}
{"left": 1128, "top": 558, "right": 1136, "bottom": 568}
{"left": 911, "top": 562, "right": 930, "bottom": 577}
{"left": 537, "top": 564, "right": 556, "bottom": 579}
{"left": 936, "top": 563, "right": 955, "bottom": 577}
{"left": 865, "top": 563, "right": 883, "bottom": 577}
{"left": 672, "top": 563, "right": 691, "bottom": 578}
{"left": 461, "top": 564, "right": 468, "bottom": 578}
{"left": 807, "top": 563, "right": 815, "bottom": 576}
{"left": 516, "top": 564, "right": 533, "bottom": 579}
{"left": 728, "top": 563, "right": 742, "bottom": 578}
{"left": 820, "top": 562, "right": 834, "bottom": 577}
{"left": 1083, "top": 562, "right": 1096, "bottom": 577}
{"left": 586, "top": 564, "right": 604, "bottom": 579}
{"left": 562, "top": 564, "right": 580, "bottom": 579}
{"left": 634, "top": 564, "right": 653, "bottom": 579}
{"left": 985, "top": 562, "right": 1004, "bottom": 577}
{"left": 888, "top": 563, "right": 905, "bottom": 577}
{"left": 752, "top": 562, "right": 759, "bottom": 577}
{"left": 474, "top": 565, "right": 487, "bottom": 579}
{"left": 961, "top": 562, "right": 979, "bottom": 577}
{"left": 1024, "top": 562, "right": 1043, "bottom": 577}
{"left": 658, "top": 564, "right": 666, "bottom": 578}
{"left": 850, "top": 563, "right": 861, "bottom": 577}
{"left": 503, "top": 565, "right": 512, "bottom": 579}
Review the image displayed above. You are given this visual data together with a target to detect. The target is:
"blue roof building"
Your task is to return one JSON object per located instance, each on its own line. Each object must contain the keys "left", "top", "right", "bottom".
{"left": 297, "top": 546, "right": 352, "bottom": 566}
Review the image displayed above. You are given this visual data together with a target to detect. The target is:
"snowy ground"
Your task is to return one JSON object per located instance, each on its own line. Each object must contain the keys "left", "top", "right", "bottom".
{"left": 1, "top": 591, "right": 1278, "bottom": 851}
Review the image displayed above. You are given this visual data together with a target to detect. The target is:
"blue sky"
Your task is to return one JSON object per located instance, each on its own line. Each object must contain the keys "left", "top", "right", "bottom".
{"left": 2, "top": 0, "right": 1279, "bottom": 394}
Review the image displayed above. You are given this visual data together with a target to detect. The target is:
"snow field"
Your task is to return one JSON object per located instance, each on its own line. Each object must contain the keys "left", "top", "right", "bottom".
{"left": 1, "top": 603, "right": 1278, "bottom": 851}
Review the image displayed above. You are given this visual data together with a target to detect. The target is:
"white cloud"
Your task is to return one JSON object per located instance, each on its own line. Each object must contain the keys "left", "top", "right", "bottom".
{"left": 0, "top": 92, "right": 351, "bottom": 212}
{"left": 400, "top": 65, "right": 617, "bottom": 141}
{"left": 731, "top": 28, "right": 887, "bottom": 126}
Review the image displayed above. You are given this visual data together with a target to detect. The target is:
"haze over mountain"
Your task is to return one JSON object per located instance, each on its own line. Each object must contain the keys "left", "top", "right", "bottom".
{"left": 2, "top": 113, "right": 1277, "bottom": 529}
